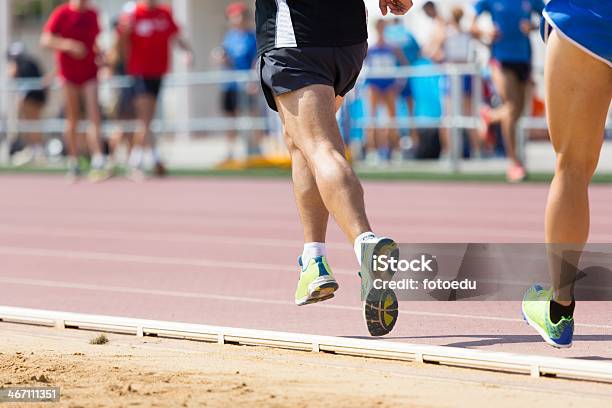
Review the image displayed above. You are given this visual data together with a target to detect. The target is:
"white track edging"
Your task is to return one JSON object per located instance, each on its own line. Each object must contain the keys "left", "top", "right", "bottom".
{"left": 1, "top": 306, "right": 611, "bottom": 383}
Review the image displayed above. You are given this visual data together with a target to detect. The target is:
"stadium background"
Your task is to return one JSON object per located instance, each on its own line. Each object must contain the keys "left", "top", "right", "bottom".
{"left": 3, "top": 0, "right": 602, "bottom": 176}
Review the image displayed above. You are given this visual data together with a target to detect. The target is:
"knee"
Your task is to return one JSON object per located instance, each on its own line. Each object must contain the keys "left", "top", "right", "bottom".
{"left": 284, "top": 131, "right": 298, "bottom": 154}
{"left": 507, "top": 102, "right": 524, "bottom": 121}
{"left": 556, "top": 152, "right": 600, "bottom": 183}
{"left": 65, "top": 119, "right": 78, "bottom": 134}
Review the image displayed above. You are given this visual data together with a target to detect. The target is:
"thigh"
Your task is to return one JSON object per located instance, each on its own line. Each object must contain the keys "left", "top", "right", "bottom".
{"left": 490, "top": 62, "right": 508, "bottom": 102}
{"left": 369, "top": 87, "right": 381, "bottom": 115}
{"left": 335, "top": 96, "right": 344, "bottom": 113}
{"left": 134, "top": 94, "right": 157, "bottom": 122}
{"left": 499, "top": 67, "right": 523, "bottom": 108}
{"left": 81, "top": 81, "right": 100, "bottom": 121}
{"left": 545, "top": 31, "right": 612, "bottom": 158}
{"left": 21, "top": 99, "right": 42, "bottom": 120}
{"left": 63, "top": 83, "right": 81, "bottom": 122}
{"left": 383, "top": 90, "right": 397, "bottom": 117}
{"left": 275, "top": 84, "right": 344, "bottom": 154}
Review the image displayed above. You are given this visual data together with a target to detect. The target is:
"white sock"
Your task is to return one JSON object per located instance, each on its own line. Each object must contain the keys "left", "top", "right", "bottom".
{"left": 301, "top": 242, "right": 326, "bottom": 268}
{"left": 128, "top": 146, "right": 143, "bottom": 169}
{"left": 354, "top": 231, "right": 376, "bottom": 265}
{"left": 151, "top": 146, "right": 162, "bottom": 165}
{"left": 91, "top": 153, "right": 105, "bottom": 169}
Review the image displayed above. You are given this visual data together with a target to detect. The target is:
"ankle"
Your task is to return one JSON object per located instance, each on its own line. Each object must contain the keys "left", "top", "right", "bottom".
{"left": 301, "top": 242, "right": 326, "bottom": 267}
{"left": 353, "top": 231, "right": 376, "bottom": 265}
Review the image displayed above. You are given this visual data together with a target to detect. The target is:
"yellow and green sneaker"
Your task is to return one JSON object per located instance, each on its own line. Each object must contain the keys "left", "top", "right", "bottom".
{"left": 522, "top": 284, "right": 574, "bottom": 348}
{"left": 294, "top": 256, "right": 339, "bottom": 306}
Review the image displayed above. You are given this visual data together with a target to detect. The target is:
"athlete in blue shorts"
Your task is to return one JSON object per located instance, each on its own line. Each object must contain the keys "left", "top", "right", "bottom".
{"left": 471, "top": 0, "right": 545, "bottom": 182}
{"left": 522, "top": 1, "right": 611, "bottom": 348}
{"left": 365, "top": 20, "right": 405, "bottom": 164}
{"left": 385, "top": 18, "right": 420, "bottom": 143}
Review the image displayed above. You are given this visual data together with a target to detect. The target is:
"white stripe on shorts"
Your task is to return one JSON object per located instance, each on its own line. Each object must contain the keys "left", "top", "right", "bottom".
{"left": 274, "top": 0, "right": 297, "bottom": 48}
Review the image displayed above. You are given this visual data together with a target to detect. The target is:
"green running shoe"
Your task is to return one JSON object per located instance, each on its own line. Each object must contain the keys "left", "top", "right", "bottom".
{"left": 88, "top": 167, "right": 112, "bottom": 183}
{"left": 522, "top": 284, "right": 574, "bottom": 348}
{"left": 294, "top": 256, "right": 339, "bottom": 306}
{"left": 360, "top": 237, "right": 400, "bottom": 337}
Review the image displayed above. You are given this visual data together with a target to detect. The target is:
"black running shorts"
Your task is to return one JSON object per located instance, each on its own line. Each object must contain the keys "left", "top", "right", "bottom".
{"left": 259, "top": 42, "right": 368, "bottom": 112}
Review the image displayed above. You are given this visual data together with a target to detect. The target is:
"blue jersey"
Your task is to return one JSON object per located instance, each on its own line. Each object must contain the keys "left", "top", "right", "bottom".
{"left": 366, "top": 44, "right": 400, "bottom": 91}
{"left": 384, "top": 24, "right": 420, "bottom": 63}
{"left": 542, "top": 0, "right": 612, "bottom": 67}
{"left": 475, "top": 0, "right": 544, "bottom": 63}
{"left": 222, "top": 29, "right": 257, "bottom": 91}
{"left": 223, "top": 29, "right": 257, "bottom": 71}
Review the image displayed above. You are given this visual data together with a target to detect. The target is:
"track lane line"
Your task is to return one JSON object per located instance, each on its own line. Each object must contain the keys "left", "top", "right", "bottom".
{"left": 0, "top": 245, "right": 356, "bottom": 275}
{"left": 0, "top": 277, "right": 609, "bottom": 330}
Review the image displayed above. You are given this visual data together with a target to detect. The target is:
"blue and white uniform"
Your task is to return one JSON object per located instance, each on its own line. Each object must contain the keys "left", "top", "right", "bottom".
{"left": 541, "top": 0, "right": 612, "bottom": 67}
{"left": 365, "top": 44, "right": 400, "bottom": 92}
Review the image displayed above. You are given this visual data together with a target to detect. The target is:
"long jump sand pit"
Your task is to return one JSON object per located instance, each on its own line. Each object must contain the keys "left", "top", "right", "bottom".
{"left": 1, "top": 323, "right": 611, "bottom": 408}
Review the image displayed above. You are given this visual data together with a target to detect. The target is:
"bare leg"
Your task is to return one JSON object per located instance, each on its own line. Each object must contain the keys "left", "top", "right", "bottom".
{"left": 463, "top": 96, "right": 481, "bottom": 157}
{"left": 133, "top": 93, "right": 157, "bottom": 168}
{"left": 276, "top": 85, "right": 372, "bottom": 243}
{"left": 21, "top": 99, "right": 44, "bottom": 146}
{"left": 225, "top": 111, "right": 238, "bottom": 160}
{"left": 383, "top": 90, "right": 400, "bottom": 155}
{"left": 81, "top": 81, "right": 103, "bottom": 157}
{"left": 285, "top": 97, "right": 343, "bottom": 243}
{"left": 545, "top": 31, "right": 612, "bottom": 303}
{"left": 490, "top": 65, "right": 526, "bottom": 166}
{"left": 366, "top": 87, "right": 382, "bottom": 156}
{"left": 63, "top": 84, "right": 81, "bottom": 160}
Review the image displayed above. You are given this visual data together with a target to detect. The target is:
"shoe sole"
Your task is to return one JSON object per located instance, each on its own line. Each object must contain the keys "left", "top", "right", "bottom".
{"left": 363, "top": 239, "right": 400, "bottom": 337}
{"left": 295, "top": 277, "right": 339, "bottom": 306}
{"left": 364, "top": 288, "right": 399, "bottom": 337}
{"left": 89, "top": 173, "right": 112, "bottom": 183}
{"left": 521, "top": 305, "right": 572, "bottom": 349}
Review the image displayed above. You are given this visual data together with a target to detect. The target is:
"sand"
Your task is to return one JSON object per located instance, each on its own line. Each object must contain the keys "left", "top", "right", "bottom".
{"left": 1, "top": 323, "right": 610, "bottom": 408}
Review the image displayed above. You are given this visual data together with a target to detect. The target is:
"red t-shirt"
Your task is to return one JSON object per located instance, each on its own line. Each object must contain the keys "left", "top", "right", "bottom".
{"left": 121, "top": 4, "right": 179, "bottom": 78}
{"left": 44, "top": 4, "right": 100, "bottom": 85}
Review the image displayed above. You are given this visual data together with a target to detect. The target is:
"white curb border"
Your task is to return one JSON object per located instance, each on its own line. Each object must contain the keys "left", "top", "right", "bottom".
{"left": 1, "top": 306, "right": 610, "bottom": 383}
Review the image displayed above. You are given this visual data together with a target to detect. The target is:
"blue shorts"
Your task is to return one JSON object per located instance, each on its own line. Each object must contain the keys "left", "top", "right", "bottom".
{"left": 400, "top": 81, "right": 412, "bottom": 98}
{"left": 541, "top": 0, "right": 612, "bottom": 67}
{"left": 366, "top": 79, "right": 396, "bottom": 92}
{"left": 443, "top": 75, "right": 473, "bottom": 96}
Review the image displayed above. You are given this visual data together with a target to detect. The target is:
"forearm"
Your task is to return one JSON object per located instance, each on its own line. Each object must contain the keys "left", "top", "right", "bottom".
{"left": 175, "top": 36, "right": 193, "bottom": 53}
{"left": 40, "top": 32, "right": 72, "bottom": 52}
{"left": 469, "top": 17, "right": 483, "bottom": 40}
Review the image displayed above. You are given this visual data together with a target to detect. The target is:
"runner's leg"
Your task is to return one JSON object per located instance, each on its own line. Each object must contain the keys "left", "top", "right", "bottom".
{"left": 81, "top": 80, "right": 103, "bottom": 158}
{"left": 63, "top": 83, "right": 81, "bottom": 160}
{"left": 288, "top": 96, "right": 345, "bottom": 244}
{"left": 544, "top": 31, "right": 612, "bottom": 303}
{"left": 275, "top": 84, "right": 372, "bottom": 243}
{"left": 490, "top": 64, "right": 524, "bottom": 167}
{"left": 133, "top": 92, "right": 157, "bottom": 168}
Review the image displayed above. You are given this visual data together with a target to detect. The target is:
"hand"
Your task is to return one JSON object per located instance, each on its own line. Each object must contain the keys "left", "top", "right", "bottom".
{"left": 210, "top": 47, "right": 227, "bottom": 67}
{"left": 118, "top": 13, "right": 135, "bottom": 34}
{"left": 246, "top": 82, "right": 259, "bottom": 96}
{"left": 490, "top": 26, "right": 502, "bottom": 42}
{"left": 183, "top": 50, "right": 195, "bottom": 69}
{"left": 64, "top": 39, "right": 87, "bottom": 59}
{"left": 379, "top": 0, "right": 413, "bottom": 16}
{"left": 520, "top": 19, "right": 533, "bottom": 35}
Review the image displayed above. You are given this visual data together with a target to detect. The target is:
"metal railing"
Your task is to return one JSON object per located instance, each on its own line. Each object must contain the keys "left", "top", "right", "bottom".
{"left": 1, "top": 65, "right": 610, "bottom": 171}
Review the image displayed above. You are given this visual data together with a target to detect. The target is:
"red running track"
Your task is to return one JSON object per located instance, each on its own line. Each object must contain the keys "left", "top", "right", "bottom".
{"left": 0, "top": 175, "right": 610, "bottom": 361}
